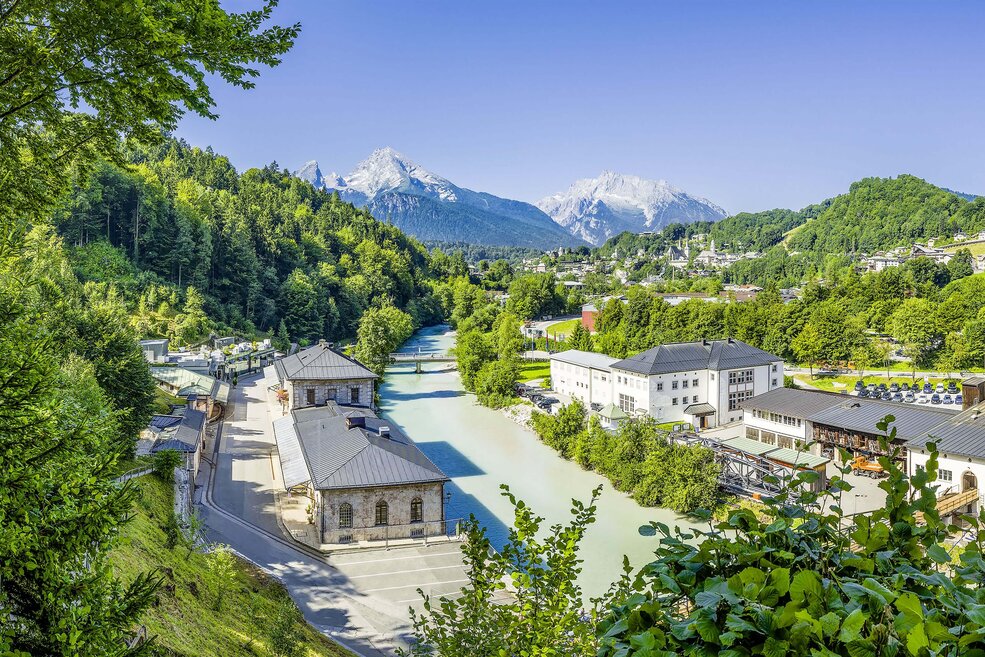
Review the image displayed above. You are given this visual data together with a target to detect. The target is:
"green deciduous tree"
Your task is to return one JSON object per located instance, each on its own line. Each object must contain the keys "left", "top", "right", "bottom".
{"left": 354, "top": 303, "right": 414, "bottom": 377}
{"left": 454, "top": 330, "right": 495, "bottom": 391}
{"left": 791, "top": 321, "right": 823, "bottom": 377}
{"left": 400, "top": 486, "right": 602, "bottom": 657}
{"left": 474, "top": 359, "right": 520, "bottom": 408}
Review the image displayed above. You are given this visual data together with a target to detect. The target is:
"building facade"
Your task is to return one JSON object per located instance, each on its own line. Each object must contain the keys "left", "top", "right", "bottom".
{"left": 273, "top": 340, "right": 377, "bottom": 410}
{"left": 273, "top": 403, "right": 449, "bottom": 545}
{"left": 550, "top": 338, "right": 783, "bottom": 429}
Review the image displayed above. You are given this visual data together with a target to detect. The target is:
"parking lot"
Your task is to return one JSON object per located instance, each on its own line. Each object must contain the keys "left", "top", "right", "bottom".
{"left": 329, "top": 543, "right": 470, "bottom": 610}
{"left": 853, "top": 380, "right": 963, "bottom": 407}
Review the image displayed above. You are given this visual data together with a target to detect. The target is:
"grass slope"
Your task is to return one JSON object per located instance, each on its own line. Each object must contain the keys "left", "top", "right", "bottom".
{"left": 545, "top": 318, "right": 580, "bottom": 340}
{"left": 517, "top": 360, "right": 550, "bottom": 383}
{"left": 112, "top": 476, "right": 353, "bottom": 657}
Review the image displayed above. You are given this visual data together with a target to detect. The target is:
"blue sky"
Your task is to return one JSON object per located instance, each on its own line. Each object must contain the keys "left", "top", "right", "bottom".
{"left": 177, "top": 1, "right": 985, "bottom": 213}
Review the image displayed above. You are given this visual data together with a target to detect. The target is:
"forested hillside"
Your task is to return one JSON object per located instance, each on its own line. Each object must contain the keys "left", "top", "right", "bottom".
{"left": 598, "top": 175, "right": 985, "bottom": 265}
{"left": 53, "top": 139, "right": 445, "bottom": 345}
{"left": 787, "top": 175, "right": 985, "bottom": 254}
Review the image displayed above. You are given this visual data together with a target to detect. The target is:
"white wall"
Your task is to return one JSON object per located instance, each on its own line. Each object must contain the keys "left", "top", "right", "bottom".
{"left": 550, "top": 360, "right": 613, "bottom": 407}
{"left": 742, "top": 409, "right": 808, "bottom": 444}
{"left": 909, "top": 448, "right": 985, "bottom": 501}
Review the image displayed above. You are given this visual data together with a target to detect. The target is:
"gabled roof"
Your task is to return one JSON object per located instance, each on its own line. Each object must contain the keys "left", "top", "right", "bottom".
{"left": 808, "top": 399, "right": 956, "bottom": 441}
{"left": 611, "top": 338, "right": 780, "bottom": 376}
{"left": 742, "top": 387, "right": 848, "bottom": 418}
{"left": 598, "top": 403, "right": 628, "bottom": 420}
{"left": 906, "top": 404, "right": 985, "bottom": 459}
{"left": 272, "top": 403, "right": 447, "bottom": 491}
{"left": 273, "top": 341, "right": 377, "bottom": 382}
{"left": 150, "top": 366, "right": 228, "bottom": 402}
{"left": 148, "top": 408, "right": 206, "bottom": 453}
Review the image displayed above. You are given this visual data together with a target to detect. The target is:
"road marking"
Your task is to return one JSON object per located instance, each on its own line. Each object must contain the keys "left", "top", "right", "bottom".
{"left": 332, "top": 550, "right": 462, "bottom": 566}
{"left": 363, "top": 578, "right": 470, "bottom": 593}
{"left": 394, "top": 590, "right": 466, "bottom": 604}
{"left": 344, "top": 564, "right": 465, "bottom": 579}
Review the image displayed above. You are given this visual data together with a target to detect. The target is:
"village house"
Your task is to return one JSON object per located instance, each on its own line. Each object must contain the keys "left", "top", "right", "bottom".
{"left": 273, "top": 403, "right": 449, "bottom": 545}
{"left": 137, "top": 407, "right": 208, "bottom": 479}
{"left": 150, "top": 366, "right": 230, "bottom": 418}
{"left": 273, "top": 340, "right": 377, "bottom": 410}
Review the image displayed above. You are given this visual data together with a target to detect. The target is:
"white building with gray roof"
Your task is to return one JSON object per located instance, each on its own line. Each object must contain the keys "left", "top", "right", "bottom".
{"left": 273, "top": 339, "right": 377, "bottom": 410}
{"left": 549, "top": 338, "right": 784, "bottom": 429}
{"left": 273, "top": 402, "right": 449, "bottom": 545}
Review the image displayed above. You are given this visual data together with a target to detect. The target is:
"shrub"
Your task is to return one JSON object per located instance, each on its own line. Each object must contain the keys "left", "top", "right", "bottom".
{"left": 152, "top": 448, "right": 183, "bottom": 482}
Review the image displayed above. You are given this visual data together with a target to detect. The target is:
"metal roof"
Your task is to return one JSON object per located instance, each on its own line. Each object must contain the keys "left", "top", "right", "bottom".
{"left": 684, "top": 402, "right": 716, "bottom": 416}
{"left": 272, "top": 415, "right": 312, "bottom": 489}
{"left": 149, "top": 408, "right": 206, "bottom": 453}
{"left": 611, "top": 338, "right": 780, "bottom": 376}
{"left": 550, "top": 349, "right": 618, "bottom": 371}
{"left": 963, "top": 376, "right": 985, "bottom": 386}
{"left": 907, "top": 404, "right": 985, "bottom": 459}
{"left": 598, "top": 403, "right": 628, "bottom": 420}
{"left": 150, "top": 366, "right": 226, "bottom": 401}
{"left": 272, "top": 403, "right": 447, "bottom": 491}
{"left": 807, "top": 399, "right": 957, "bottom": 441}
{"left": 719, "top": 436, "right": 829, "bottom": 470}
{"left": 273, "top": 342, "right": 377, "bottom": 382}
{"left": 742, "top": 387, "right": 849, "bottom": 418}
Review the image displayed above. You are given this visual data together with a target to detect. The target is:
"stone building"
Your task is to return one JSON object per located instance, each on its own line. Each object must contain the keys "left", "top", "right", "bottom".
{"left": 273, "top": 402, "right": 449, "bottom": 545}
{"left": 273, "top": 340, "right": 377, "bottom": 410}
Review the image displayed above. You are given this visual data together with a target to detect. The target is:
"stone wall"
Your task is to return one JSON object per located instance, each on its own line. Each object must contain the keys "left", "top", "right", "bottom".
{"left": 287, "top": 378, "right": 374, "bottom": 409}
{"left": 320, "top": 482, "right": 445, "bottom": 543}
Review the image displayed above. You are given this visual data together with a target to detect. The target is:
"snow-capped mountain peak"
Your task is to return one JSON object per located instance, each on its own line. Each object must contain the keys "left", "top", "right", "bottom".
{"left": 292, "top": 149, "right": 586, "bottom": 249}
{"left": 538, "top": 171, "right": 726, "bottom": 246}
{"left": 343, "top": 147, "right": 458, "bottom": 201}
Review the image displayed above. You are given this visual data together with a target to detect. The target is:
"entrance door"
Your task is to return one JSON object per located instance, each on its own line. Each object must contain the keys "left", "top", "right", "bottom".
{"left": 963, "top": 471, "right": 978, "bottom": 492}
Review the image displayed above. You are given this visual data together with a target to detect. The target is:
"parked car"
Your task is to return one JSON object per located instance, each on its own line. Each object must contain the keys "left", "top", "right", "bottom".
{"left": 901, "top": 382, "right": 910, "bottom": 392}
{"left": 918, "top": 394, "right": 929, "bottom": 404}
{"left": 878, "top": 383, "right": 888, "bottom": 392}
{"left": 858, "top": 389, "right": 869, "bottom": 398}
{"left": 881, "top": 391, "right": 892, "bottom": 401}
{"left": 854, "top": 381, "right": 865, "bottom": 392}
{"left": 889, "top": 382, "right": 900, "bottom": 393}
{"left": 936, "top": 383, "right": 945, "bottom": 394}
{"left": 590, "top": 402, "right": 602, "bottom": 412}
{"left": 923, "top": 383, "right": 933, "bottom": 394}
{"left": 956, "top": 394, "right": 964, "bottom": 405}
{"left": 943, "top": 394, "right": 954, "bottom": 405}
{"left": 515, "top": 383, "right": 529, "bottom": 396}
{"left": 529, "top": 393, "right": 543, "bottom": 403}
{"left": 947, "top": 383, "right": 959, "bottom": 395}
{"left": 892, "top": 392, "right": 904, "bottom": 402}
{"left": 904, "top": 392, "right": 915, "bottom": 403}
{"left": 931, "top": 393, "right": 942, "bottom": 405}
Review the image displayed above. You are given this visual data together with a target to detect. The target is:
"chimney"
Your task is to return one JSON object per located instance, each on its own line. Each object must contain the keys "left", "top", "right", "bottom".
{"left": 318, "top": 339, "right": 327, "bottom": 347}
{"left": 345, "top": 415, "right": 366, "bottom": 430}
{"left": 727, "top": 337, "right": 735, "bottom": 344}
{"left": 701, "top": 339, "right": 709, "bottom": 347}
{"left": 378, "top": 425, "right": 391, "bottom": 438}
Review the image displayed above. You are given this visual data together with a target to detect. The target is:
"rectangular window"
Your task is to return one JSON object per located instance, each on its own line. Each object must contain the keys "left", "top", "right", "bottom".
{"left": 618, "top": 393, "right": 635, "bottom": 413}
{"left": 682, "top": 380, "right": 689, "bottom": 389}
{"left": 711, "top": 373, "right": 715, "bottom": 380}
{"left": 693, "top": 395, "right": 699, "bottom": 403}
{"left": 939, "top": 469, "right": 953, "bottom": 482}
{"left": 772, "top": 364, "right": 778, "bottom": 372}
{"left": 306, "top": 388, "right": 315, "bottom": 405}
{"left": 692, "top": 379, "right": 699, "bottom": 387}
{"left": 729, "top": 369, "right": 755, "bottom": 385}
{"left": 327, "top": 388, "right": 337, "bottom": 401}
{"left": 656, "top": 382, "right": 663, "bottom": 391}
{"left": 351, "top": 386, "right": 360, "bottom": 404}
{"left": 672, "top": 381, "right": 679, "bottom": 390}
{"left": 672, "top": 397, "right": 678, "bottom": 405}
{"left": 728, "top": 389, "right": 754, "bottom": 411}
{"left": 772, "top": 378, "right": 778, "bottom": 387}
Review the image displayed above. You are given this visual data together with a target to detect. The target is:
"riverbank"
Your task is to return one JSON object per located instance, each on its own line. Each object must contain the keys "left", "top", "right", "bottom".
{"left": 380, "top": 325, "right": 703, "bottom": 598}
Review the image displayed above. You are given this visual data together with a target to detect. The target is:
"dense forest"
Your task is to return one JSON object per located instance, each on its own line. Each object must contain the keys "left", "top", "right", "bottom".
{"left": 53, "top": 139, "right": 447, "bottom": 346}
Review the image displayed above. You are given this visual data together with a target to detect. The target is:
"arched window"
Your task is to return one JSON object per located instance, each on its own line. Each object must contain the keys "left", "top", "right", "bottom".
{"left": 339, "top": 503, "right": 353, "bottom": 529}
{"left": 375, "top": 500, "right": 389, "bottom": 526}
{"left": 410, "top": 497, "right": 423, "bottom": 523}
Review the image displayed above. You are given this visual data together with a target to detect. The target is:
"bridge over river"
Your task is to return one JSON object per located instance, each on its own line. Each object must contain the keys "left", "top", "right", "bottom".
{"left": 389, "top": 350, "right": 456, "bottom": 372}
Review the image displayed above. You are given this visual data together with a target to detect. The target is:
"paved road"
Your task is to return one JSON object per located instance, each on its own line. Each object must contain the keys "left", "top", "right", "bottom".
{"left": 200, "top": 367, "right": 469, "bottom": 656}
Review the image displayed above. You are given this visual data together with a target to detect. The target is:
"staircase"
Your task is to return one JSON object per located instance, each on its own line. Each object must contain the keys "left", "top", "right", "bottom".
{"left": 914, "top": 488, "right": 980, "bottom": 524}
